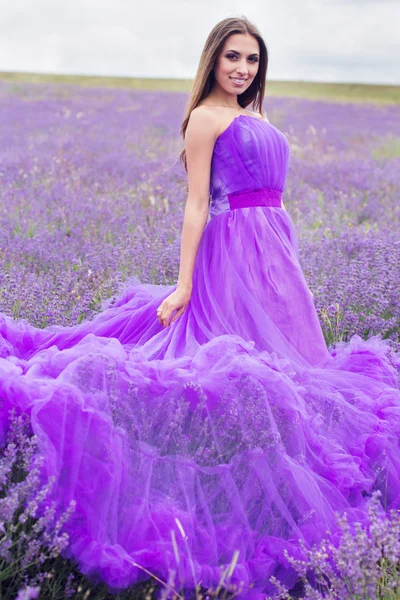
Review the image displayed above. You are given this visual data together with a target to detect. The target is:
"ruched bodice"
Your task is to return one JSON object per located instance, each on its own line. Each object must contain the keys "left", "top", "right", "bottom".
{"left": 209, "top": 114, "right": 290, "bottom": 219}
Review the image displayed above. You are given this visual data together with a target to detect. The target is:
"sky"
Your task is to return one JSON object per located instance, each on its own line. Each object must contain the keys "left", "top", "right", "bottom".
{"left": 1, "top": 0, "right": 399, "bottom": 85}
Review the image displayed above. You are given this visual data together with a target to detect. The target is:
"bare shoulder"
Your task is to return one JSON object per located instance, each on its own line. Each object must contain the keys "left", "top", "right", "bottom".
{"left": 186, "top": 106, "right": 220, "bottom": 143}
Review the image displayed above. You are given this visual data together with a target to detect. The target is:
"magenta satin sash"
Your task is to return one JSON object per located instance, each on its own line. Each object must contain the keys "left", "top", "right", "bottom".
{"left": 227, "top": 187, "right": 282, "bottom": 210}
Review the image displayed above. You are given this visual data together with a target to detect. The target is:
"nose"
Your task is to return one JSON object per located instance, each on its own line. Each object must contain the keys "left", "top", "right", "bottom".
{"left": 235, "top": 61, "right": 248, "bottom": 76}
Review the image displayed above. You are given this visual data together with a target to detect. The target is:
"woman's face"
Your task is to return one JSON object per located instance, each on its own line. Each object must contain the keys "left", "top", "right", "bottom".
{"left": 213, "top": 33, "right": 260, "bottom": 95}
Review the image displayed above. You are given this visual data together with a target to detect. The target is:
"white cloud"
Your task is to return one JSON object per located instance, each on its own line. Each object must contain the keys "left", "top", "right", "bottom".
{"left": 0, "top": 0, "right": 398, "bottom": 84}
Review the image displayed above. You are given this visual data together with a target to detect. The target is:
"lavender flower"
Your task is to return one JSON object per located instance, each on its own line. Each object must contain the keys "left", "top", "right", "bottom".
{"left": 0, "top": 409, "right": 75, "bottom": 596}
{"left": 15, "top": 586, "right": 40, "bottom": 600}
{"left": 266, "top": 490, "right": 400, "bottom": 599}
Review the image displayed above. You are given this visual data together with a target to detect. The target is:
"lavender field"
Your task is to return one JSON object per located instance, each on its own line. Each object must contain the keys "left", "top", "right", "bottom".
{"left": 1, "top": 78, "right": 400, "bottom": 599}
{"left": 1, "top": 80, "right": 399, "bottom": 352}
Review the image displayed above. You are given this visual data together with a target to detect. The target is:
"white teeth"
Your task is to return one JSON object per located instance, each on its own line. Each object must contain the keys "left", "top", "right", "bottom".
{"left": 231, "top": 78, "right": 246, "bottom": 84}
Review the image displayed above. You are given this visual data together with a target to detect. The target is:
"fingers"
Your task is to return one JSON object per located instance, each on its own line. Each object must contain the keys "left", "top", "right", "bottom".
{"left": 156, "top": 303, "right": 183, "bottom": 328}
{"left": 156, "top": 304, "right": 167, "bottom": 327}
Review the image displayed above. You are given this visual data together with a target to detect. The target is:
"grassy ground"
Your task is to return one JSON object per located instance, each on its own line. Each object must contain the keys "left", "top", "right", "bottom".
{"left": 0, "top": 70, "right": 399, "bottom": 104}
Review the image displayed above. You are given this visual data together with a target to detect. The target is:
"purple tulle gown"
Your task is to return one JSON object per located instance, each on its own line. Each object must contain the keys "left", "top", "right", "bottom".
{"left": 1, "top": 113, "right": 400, "bottom": 598}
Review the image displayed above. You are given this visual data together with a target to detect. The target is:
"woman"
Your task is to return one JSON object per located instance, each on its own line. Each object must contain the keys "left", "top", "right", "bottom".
{"left": 1, "top": 16, "right": 399, "bottom": 600}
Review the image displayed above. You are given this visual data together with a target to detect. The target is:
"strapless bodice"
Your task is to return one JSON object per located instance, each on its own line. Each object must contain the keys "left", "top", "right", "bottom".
{"left": 209, "top": 114, "right": 290, "bottom": 219}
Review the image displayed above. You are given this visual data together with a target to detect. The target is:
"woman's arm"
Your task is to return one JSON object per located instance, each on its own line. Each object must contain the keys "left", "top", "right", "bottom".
{"left": 176, "top": 108, "right": 219, "bottom": 292}
{"left": 156, "top": 107, "right": 218, "bottom": 327}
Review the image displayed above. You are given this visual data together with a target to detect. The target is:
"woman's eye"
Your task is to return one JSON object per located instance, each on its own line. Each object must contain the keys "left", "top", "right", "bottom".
{"left": 226, "top": 54, "right": 258, "bottom": 63}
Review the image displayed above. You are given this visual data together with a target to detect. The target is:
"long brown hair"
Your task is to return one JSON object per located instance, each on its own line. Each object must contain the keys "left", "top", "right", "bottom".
{"left": 179, "top": 16, "right": 268, "bottom": 173}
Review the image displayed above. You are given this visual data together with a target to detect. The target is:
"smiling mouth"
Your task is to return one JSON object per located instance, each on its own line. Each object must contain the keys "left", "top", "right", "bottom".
{"left": 230, "top": 77, "right": 248, "bottom": 83}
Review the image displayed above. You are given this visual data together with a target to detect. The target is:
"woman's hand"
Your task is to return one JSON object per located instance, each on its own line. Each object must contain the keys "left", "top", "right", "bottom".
{"left": 156, "top": 286, "right": 192, "bottom": 328}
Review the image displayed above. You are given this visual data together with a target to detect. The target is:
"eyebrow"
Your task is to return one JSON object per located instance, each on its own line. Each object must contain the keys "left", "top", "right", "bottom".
{"left": 225, "top": 49, "right": 260, "bottom": 57}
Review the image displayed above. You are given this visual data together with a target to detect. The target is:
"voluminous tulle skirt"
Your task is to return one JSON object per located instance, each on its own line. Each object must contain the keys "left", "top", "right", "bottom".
{"left": 1, "top": 206, "right": 399, "bottom": 597}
